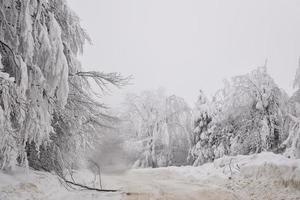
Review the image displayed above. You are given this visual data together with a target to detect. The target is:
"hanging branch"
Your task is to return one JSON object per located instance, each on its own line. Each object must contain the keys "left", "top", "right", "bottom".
{"left": 69, "top": 71, "right": 132, "bottom": 90}
{"left": 0, "top": 40, "right": 19, "bottom": 68}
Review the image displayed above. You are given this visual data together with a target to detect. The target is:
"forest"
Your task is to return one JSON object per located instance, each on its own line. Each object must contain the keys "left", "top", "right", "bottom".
{"left": 0, "top": 0, "right": 300, "bottom": 200}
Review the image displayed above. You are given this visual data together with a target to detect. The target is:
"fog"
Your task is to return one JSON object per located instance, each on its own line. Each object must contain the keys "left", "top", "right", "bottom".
{"left": 69, "top": 0, "right": 300, "bottom": 106}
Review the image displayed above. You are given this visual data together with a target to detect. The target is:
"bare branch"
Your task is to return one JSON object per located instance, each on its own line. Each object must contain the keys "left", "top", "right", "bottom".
{"left": 69, "top": 71, "right": 132, "bottom": 90}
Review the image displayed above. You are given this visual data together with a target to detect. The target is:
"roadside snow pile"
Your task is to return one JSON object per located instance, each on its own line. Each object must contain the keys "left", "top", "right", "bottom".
{"left": 133, "top": 152, "right": 300, "bottom": 181}
{"left": 0, "top": 168, "right": 62, "bottom": 200}
{"left": 189, "top": 152, "right": 300, "bottom": 200}
{"left": 160, "top": 152, "right": 300, "bottom": 181}
{"left": 124, "top": 152, "right": 300, "bottom": 200}
{"left": 0, "top": 168, "right": 122, "bottom": 200}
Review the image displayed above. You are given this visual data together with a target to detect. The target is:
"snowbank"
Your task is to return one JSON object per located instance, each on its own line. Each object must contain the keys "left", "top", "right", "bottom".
{"left": 116, "top": 152, "right": 300, "bottom": 199}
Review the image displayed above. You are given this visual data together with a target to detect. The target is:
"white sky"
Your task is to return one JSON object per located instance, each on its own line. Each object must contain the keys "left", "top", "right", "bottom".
{"left": 69, "top": 0, "right": 300, "bottom": 107}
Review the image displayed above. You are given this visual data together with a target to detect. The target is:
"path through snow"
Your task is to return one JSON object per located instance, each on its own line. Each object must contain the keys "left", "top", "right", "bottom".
{"left": 103, "top": 169, "right": 239, "bottom": 200}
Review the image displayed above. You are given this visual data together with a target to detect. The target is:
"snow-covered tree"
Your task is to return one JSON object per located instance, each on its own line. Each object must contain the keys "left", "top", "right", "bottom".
{"left": 190, "top": 67, "right": 288, "bottom": 166}
{"left": 121, "top": 89, "right": 192, "bottom": 167}
{"left": 165, "top": 95, "right": 193, "bottom": 166}
{"left": 0, "top": 0, "right": 128, "bottom": 172}
{"left": 188, "top": 90, "right": 214, "bottom": 165}
{"left": 226, "top": 66, "right": 287, "bottom": 152}
{"left": 0, "top": 0, "right": 72, "bottom": 170}
{"left": 121, "top": 89, "right": 167, "bottom": 167}
{"left": 282, "top": 59, "right": 300, "bottom": 158}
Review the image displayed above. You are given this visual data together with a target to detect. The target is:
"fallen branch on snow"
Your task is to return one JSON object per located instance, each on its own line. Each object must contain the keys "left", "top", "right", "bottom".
{"left": 64, "top": 180, "right": 119, "bottom": 192}
{"left": 52, "top": 164, "right": 119, "bottom": 193}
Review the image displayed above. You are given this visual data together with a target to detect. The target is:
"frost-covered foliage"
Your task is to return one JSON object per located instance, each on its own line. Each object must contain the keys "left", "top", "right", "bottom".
{"left": 0, "top": 0, "right": 127, "bottom": 172}
{"left": 190, "top": 67, "right": 288, "bottom": 166}
{"left": 121, "top": 90, "right": 192, "bottom": 168}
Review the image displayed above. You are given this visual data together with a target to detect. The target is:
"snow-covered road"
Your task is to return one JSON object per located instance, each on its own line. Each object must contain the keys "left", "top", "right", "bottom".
{"left": 101, "top": 152, "right": 300, "bottom": 200}
{"left": 103, "top": 168, "right": 239, "bottom": 200}
{"left": 1, "top": 152, "right": 300, "bottom": 200}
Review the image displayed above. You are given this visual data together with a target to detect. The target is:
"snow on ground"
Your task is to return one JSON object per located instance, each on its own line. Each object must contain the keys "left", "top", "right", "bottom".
{"left": 1, "top": 152, "right": 300, "bottom": 200}
{"left": 0, "top": 168, "right": 123, "bottom": 200}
